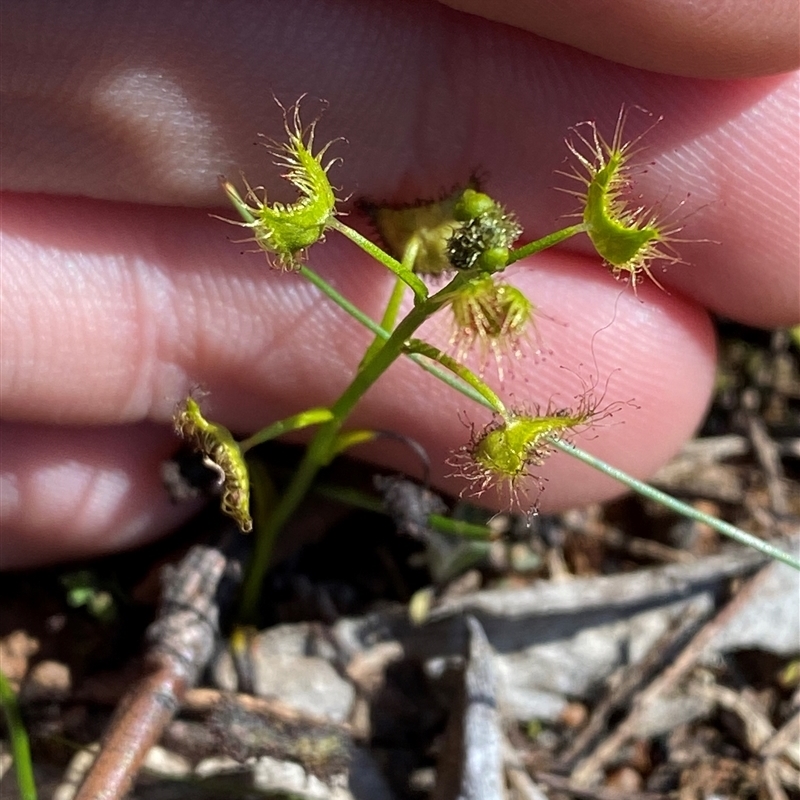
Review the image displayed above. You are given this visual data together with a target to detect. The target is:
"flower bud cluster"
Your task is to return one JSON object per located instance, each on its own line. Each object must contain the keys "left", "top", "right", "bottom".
{"left": 446, "top": 189, "right": 522, "bottom": 273}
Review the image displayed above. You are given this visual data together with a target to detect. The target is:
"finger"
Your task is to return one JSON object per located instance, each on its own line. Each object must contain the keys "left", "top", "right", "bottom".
{"left": 438, "top": 0, "right": 800, "bottom": 78}
{"left": 1, "top": 192, "right": 716, "bottom": 516}
{"left": 0, "top": 422, "right": 193, "bottom": 568}
{"left": 2, "top": 1, "right": 798, "bottom": 324}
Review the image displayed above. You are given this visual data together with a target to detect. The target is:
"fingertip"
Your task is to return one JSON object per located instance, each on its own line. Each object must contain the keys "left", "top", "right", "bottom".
{"left": 0, "top": 422, "right": 192, "bottom": 569}
{"left": 439, "top": 0, "right": 800, "bottom": 78}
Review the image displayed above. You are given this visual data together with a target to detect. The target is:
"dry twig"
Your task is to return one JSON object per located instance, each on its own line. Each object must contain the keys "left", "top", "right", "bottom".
{"left": 570, "top": 563, "right": 775, "bottom": 786}
{"left": 73, "top": 544, "right": 235, "bottom": 800}
{"left": 556, "top": 600, "right": 712, "bottom": 772}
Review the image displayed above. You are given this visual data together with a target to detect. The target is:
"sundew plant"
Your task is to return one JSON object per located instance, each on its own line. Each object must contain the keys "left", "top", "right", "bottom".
{"left": 172, "top": 101, "right": 800, "bottom": 620}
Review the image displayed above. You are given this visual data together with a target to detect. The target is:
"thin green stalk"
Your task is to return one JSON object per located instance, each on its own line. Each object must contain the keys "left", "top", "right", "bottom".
{"left": 311, "top": 483, "right": 493, "bottom": 540}
{"left": 359, "top": 276, "right": 404, "bottom": 368}
{"left": 506, "top": 224, "right": 585, "bottom": 265}
{"left": 359, "top": 238, "right": 417, "bottom": 368}
{"left": 312, "top": 482, "right": 387, "bottom": 514}
{"left": 298, "top": 264, "right": 490, "bottom": 407}
{"left": 427, "top": 514, "right": 494, "bottom": 540}
{"left": 386, "top": 237, "right": 419, "bottom": 332}
{"left": 235, "top": 455, "right": 280, "bottom": 582}
{"left": 328, "top": 218, "right": 429, "bottom": 300}
{"left": 0, "top": 670, "right": 37, "bottom": 800}
{"left": 239, "top": 407, "right": 334, "bottom": 452}
{"left": 554, "top": 439, "right": 800, "bottom": 570}
{"left": 404, "top": 338, "right": 506, "bottom": 415}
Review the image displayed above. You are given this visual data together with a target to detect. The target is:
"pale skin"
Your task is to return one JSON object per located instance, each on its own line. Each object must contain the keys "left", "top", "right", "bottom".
{"left": 1, "top": 0, "right": 798, "bottom": 568}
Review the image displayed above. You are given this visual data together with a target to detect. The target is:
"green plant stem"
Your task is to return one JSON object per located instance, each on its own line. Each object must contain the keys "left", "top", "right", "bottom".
{"left": 359, "top": 276, "right": 404, "bottom": 368}
{"left": 329, "top": 429, "right": 380, "bottom": 459}
{"left": 405, "top": 338, "right": 506, "bottom": 414}
{"left": 298, "top": 265, "right": 490, "bottom": 407}
{"left": 427, "top": 514, "right": 494, "bottom": 540}
{"left": 329, "top": 218, "right": 429, "bottom": 300}
{"left": 311, "top": 483, "right": 493, "bottom": 540}
{"left": 359, "top": 240, "right": 417, "bottom": 368}
{"left": 554, "top": 439, "right": 800, "bottom": 571}
{"left": 239, "top": 407, "right": 334, "bottom": 453}
{"left": 239, "top": 271, "right": 475, "bottom": 620}
{"left": 506, "top": 224, "right": 585, "bottom": 265}
{"left": 0, "top": 670, "right": 37, "bottom": 800}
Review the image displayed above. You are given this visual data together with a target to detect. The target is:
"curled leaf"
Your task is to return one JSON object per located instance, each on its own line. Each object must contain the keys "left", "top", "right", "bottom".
{"left": 561, "top": 107, "right": 682, "bottom": 289}
{"left": 449, "top": 390, "right": 623, "bottom": 511}
{"left": 220, "top": 99, "right": 340, "bottom": 270}
{"left": 174, "top": 398, "right": 252, "bottom": 533}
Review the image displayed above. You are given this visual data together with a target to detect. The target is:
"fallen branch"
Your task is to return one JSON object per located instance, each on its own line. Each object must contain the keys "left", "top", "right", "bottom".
{"left": 74, "top": 543, "right": 237, "bottom": 800}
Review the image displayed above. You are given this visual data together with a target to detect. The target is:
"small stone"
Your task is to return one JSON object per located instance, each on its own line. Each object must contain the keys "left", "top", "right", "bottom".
{"left": 606, "top": 766, "right": 643, "bottom": 792}
{"left": 558, "top": 701, "right": 588, "bottom": 730}
{"left": 142, "top": 746, "right": 191, "bottom": 778}
{"left": 0, "top": 630, "right": 39, "bottom": 686}
{"left": 251, "top": 655, "right": 355, "bottom": 724}
{"left": 194, "top": 756, "right": 242, "bottom": 777}
{"left": 22, "top": 660, "right": 71, "bottom": 701}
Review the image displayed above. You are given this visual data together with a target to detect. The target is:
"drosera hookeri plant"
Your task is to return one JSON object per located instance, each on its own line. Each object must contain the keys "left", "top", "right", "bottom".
{"left": 171, "top": 100, "right": 800, "bottom": 621}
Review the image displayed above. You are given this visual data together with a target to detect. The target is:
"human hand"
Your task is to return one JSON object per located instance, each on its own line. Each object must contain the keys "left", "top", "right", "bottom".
{"left": 2, "top": 0, "right": 798, "bottom": 567}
